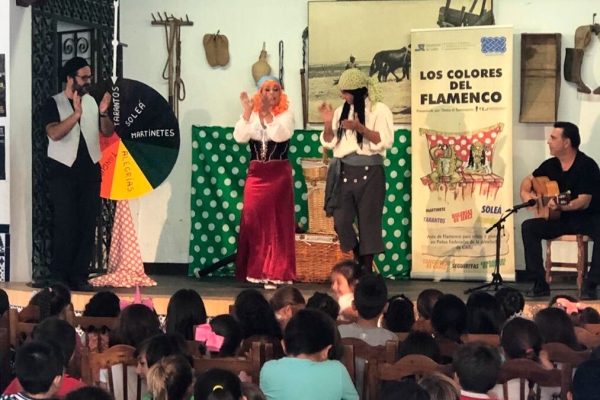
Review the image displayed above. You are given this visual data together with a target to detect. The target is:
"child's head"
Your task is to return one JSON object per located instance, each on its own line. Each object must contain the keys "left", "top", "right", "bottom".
{"left": 399, "top": 331, "right": 441, "bottom": 363}
{"left": 16, "top": 340, "right": 64, "bottom": 396}
{"left": 234, "top": 289, "right": 282, "bottom": 340}
{"left": 417, "top": 289, "right": 443, "bottom": 320}
{"left": 109, "top": 303, "right": 162, "bottom": 348}
{"left": 284, "top": 308, "right": 335, "bottom": 358}
{"left": 209, "top": 314, "right": 244, "bottom": 357}
{"left": 534, "top": 307, "right": 581, "bottom": 350}
{"left": 83, "top": 291, "right": 121, "bottom": 318}
{"left": 147, "top": 354, "right": 193, "bottom": 400}
{"left": 466, "top": 291, "right": 505, "bottom": 335}
{"left": 241, "top": 382, "right": 265, "bottom": 400}
{"left": 579, "top": 307, "right": 600, "bottom": 325}
{"left": 571, "top": 359, "right": 600, "bottom": 400}
{"left": 306, "top": 292, "right": 340, "bottom": 321}
{"left": 194, "top": 368, "right": 245, "bottom": 400}
{"left": 65, "top": 387, "right": 114, "bottom": 400}
{"left": 494, "top": 287, "right": 524, "bottom": 319}
{"left": 269, "top": 286, "right": 305, "bottom": 330}
{"left": 383, "top": 294, "right": 416, "bottom": 332}
{"left": 419, "top": 372, "right": 460, "bottom": 400}
{"left": 135, "top": 333, "right": 192, "bottom": 379}
{"left": 452, "top": 342, "right": 501, "bottom": 394}
{"left": 166, "top": 289, "right": 207, "bottom": 341}
{"left": 353, "top": 274, "right": 388, "bottom": 321}
{"left": 380, "top": 380, "right": 430, "bottom": 400}
{"left": 32, "top": 316, "right": 76, "bottom": 368}
{"left": 29, "top": 283, "right": 72, "bottom": 321}
{"left": 0, "top": 288, "right": 9, "bottom": 316}
{"left": 431, "top": 294, "right": 467, "bottom": 343}
{"left": 500, "top": 317, "right": 543, "bottom": 362}
{"left": 331, "top": 260, "right": 362, "bottom": 298}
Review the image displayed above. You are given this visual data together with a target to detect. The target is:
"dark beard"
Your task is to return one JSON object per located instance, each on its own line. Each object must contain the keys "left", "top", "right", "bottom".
{"left": 73, "top": 82, "right": 90, "bottom": 96}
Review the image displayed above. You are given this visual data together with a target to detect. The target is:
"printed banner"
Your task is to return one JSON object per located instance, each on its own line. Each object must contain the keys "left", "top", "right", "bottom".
{"left": 410, "top": 26, "right": 514, "bottom": 280}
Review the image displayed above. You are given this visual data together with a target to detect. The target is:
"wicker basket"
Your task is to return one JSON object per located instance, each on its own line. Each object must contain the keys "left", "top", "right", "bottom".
{"left": 295, "top": 233, "right": 353, "bottom": 282}
{"left": 301, "top": 158, "right": 336, "bottom": 235}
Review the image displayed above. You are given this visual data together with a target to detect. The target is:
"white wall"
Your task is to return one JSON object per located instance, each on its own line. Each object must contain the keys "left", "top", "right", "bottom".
{"left": 6, "top": 0, "right": 600, "bottom": 280}
{"left": 8, "top": 2, "right": 31, "bottom": 282}
{"left": 0, "top": 0, "right": 10, "bottom": 226}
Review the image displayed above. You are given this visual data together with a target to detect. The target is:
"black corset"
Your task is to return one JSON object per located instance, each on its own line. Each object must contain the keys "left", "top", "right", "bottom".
{"left": 249, "top": 140, "right": 290, "bottom": 162}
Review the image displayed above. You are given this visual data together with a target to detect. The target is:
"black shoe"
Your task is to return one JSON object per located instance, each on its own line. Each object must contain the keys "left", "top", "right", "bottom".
{"left": 69, "top": 281, "right": 94, "bottom": 292}
{"left": 526, "top": 280, "right": 550, "bottom": 297}
{"left": 581, "top": 281, "right": 598, "bottom": 300}
{"left": 30, "top": 279, "right": 49, "bottom": 289}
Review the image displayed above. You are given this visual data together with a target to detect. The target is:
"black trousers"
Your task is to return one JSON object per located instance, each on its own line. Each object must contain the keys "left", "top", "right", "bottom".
{"left": 522, "top": 215, "right": 600, "bottom": 283}
{"left": 333, "top": 163, "right": 386, "bottom": 255}
{"left": 49, "top": 176, "right": 100, "bottom": 284}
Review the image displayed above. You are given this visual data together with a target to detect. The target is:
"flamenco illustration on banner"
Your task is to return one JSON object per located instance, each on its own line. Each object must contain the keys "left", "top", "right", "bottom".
{"left": 410, "top": 26, "right": 515, "bottom": 280}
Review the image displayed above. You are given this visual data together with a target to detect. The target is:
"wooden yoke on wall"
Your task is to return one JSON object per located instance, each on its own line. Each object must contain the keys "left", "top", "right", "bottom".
{"left": 151, "top": 12, "right": 194, "bottom": 119}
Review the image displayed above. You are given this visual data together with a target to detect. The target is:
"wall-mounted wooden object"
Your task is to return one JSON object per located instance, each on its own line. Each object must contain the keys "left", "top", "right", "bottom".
{"left": 520, "top": 33, "right": 561, "bottom": 123}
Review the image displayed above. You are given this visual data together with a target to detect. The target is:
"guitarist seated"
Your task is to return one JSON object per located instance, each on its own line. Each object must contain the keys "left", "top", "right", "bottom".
{"left": 520, "top": 122, "right": 600, "bottom": 300}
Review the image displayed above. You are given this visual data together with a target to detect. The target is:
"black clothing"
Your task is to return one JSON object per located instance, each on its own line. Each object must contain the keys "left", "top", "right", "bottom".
{"left": 524, "top": 151, "right": 600, "bottom": 283}
{"left": 248, "top": 139, "right": 289, "bottom": 162}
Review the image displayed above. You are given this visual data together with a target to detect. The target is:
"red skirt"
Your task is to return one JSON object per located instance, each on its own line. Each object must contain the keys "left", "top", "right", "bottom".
{"left": 235, "top": 160, "right": 296, "bottom": 283}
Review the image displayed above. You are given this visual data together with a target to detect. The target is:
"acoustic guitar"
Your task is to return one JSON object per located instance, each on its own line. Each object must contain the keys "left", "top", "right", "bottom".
{"left": 531, "top": 176, "right": 571, "bottom": 220}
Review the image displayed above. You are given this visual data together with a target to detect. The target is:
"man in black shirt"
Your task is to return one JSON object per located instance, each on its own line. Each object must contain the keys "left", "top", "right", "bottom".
{"left": 520, "top": 122, "right": 600, "bottom": 299}
{"left": 42, "top": 57, "right": 113, "bottom": 291}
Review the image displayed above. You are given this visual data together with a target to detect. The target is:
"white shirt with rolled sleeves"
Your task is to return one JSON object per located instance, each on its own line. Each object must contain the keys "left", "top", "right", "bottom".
{"left": 320, "top": 98, "right": 394, "bottom": 158}
{"left": 233, "top": 110, "right": 295, "bottom": 143}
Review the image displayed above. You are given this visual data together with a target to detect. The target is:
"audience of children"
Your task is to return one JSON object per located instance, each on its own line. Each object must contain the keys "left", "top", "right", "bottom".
{"left": 330, "top": 260, "right": 362, "bottom": 321}
{"left": 260, "top": 308, "right": 359, "bottom": 400}
{"left": 7, "top": 271, "right": 600, "bottom": 400}
{"left": 82, "top": 291, "right": 121, "bottom": 353}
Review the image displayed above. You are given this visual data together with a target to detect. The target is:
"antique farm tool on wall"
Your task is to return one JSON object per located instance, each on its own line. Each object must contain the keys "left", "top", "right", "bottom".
{"left": 300, "top": 27, "right": 308, "bottom": 129}
{"left": 438, "top": 0, "right": 495, "bottom": 27}
{"left": 203, "top": 30, "right": 230, "bottom": 67}
{"left": 151, "top": 12, "right": 194, "bottom": 119}
{"left": 564, "top": 14, "right": 600, "bottom": 94}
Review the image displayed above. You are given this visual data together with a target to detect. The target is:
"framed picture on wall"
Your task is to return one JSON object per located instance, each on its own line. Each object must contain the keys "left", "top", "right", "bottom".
{"left": 307, "top": 0, "right": 495, "bottom": 124}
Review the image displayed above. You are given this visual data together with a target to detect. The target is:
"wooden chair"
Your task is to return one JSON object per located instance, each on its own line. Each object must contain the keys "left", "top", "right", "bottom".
{"left": 8, "top": 308, "right": 38, "bottom": 348}
{"left": 583, "top": 323, "right": 600, "bottom": 335}
{"left": 543, "top": 342, "right": 591, "bottom": 394}
{"left": 367, "top": 354, "right": 453, "bottom": 400}
{"left": 574, "top": 326, "right": 600, "bottom": 348}
{"left": 497, "top": 358, "right": 568, "bottom": 400}
{"left": 87, "top": 344, "right": 142, "bottom": 400}
{"left": 340, "top": 338, "right": 398, "bottom": 399}
{"left": 239, "top": 334, "right": 284, "bottom": 360}
{"left": 545, "top": 234, "right": 591, "bottom": 292}
{"left": 70, "top": 315, "right": 119, "bottom": 353}
{"left": 193, "top": 341, "right": 263, "bottom": 384}
{"left": 462, "top": 334, "right": 501, "bottom": 347}
{"left": 396, "top": 332, "right": 410, "bottom": 342}
{"left": 435, "top": 337, "right": 461, "bottom": 361}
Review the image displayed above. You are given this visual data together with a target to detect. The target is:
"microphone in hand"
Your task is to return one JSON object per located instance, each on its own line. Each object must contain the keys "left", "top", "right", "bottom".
{"left": 511, "top": 199, "right": 536, "bottom": 211}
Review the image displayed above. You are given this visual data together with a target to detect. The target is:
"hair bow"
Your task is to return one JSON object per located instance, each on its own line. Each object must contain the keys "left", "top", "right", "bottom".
{"left": 119, "top": 286, "right": 155, "bottom": 311}
{"left": 555, "top": 298, "right": 586, "bottom": 315}
{"left": 195, "top": 324, "right": 225, "bottom": 352}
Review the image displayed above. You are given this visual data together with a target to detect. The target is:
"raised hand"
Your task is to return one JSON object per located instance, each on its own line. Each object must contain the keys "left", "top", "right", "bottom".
{"left": 73, "top": 92, "right": 83, "bottom": 116}
{"left": 341, "top": 112, "right": 364, "bottom": 133}
{"left": 240, "top": 92, "right": 253, "bottom": 112}
{"left": 318, "top": 102, "right": 334, "bottom": 124}
{"left": 99, "top": 92, "right": 111, "bottom": 114}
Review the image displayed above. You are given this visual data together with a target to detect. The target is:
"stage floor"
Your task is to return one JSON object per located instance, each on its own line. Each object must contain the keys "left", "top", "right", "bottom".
{"left": 0, "top": 275, "right": 584, "bottom": 317}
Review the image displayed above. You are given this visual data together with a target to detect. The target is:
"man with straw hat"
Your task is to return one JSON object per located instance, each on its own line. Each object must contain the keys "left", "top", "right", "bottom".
{"left": 41, "top": 57, "right": 113, "bottom": 291}
{"left": 318, "top": 68, "right": 394, "bottom": 274}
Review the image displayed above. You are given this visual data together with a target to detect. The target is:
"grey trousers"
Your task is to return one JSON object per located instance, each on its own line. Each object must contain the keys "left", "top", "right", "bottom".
{"left": 333, "top": 163, "right": 386, "bottom": 255}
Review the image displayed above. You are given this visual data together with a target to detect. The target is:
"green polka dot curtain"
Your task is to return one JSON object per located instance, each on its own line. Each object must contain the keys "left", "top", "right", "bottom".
{"left": 189, "top": 126, "right": 412, "bottom": 279}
